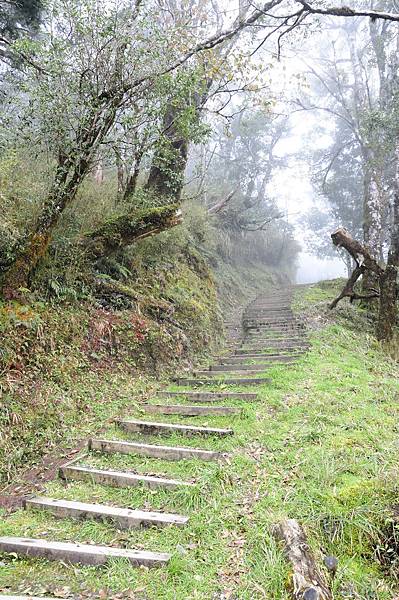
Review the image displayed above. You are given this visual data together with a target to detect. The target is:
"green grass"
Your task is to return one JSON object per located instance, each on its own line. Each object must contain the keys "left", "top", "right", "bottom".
{"left": 0, "top": 281, "right": 399, "bottom": 598}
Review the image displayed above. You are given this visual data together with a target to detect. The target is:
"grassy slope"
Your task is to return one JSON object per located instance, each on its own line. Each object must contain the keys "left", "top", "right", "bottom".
{"left": 1, "top": 280, "right": 398, "bottom": 598}
{"left": 0, "top": 257, "right": 283, "bottom": 485}
{"left": 0, "top": 252, "right": 220, "bottom": 485}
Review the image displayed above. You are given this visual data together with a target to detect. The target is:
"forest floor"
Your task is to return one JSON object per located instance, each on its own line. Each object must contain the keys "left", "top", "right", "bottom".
{"left": 0, "top": 279, "right": 398, "bottom": 599}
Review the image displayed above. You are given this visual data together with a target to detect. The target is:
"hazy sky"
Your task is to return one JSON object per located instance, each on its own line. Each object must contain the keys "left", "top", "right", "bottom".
{"left": 263, "top": 50, "right": 347, "bottom": 283}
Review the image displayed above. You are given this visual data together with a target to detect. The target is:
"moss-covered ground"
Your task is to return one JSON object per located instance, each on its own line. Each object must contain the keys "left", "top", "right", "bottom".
{"left": 0, "top": 280, "right": 398, "bottom": 599}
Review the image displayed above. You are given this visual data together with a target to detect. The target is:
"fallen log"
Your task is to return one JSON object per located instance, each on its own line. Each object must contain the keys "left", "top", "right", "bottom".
{"left": 81, "top": 205, "right": 183, "bottom": 260}
{"left": 273, "top": 519, "right": 332, "bottom": 600}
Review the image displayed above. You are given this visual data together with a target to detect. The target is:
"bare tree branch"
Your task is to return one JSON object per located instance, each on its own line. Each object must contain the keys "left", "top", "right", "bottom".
{"left": 208, "top": 188, "right": 238, "bottom": 214}
{"left": 239, "top": 212, "right": 285, "bottom": 230}
{"left": 295, "top": 0, "right": 399, "bottom": 22}
{"left": 0, "top": 35, "right": 49, "bottom": 74}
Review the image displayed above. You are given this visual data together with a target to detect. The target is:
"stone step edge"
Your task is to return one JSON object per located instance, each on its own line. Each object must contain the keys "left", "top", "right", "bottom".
{"left": 143, "top": 404, "right": 240, "bottom": 415}
{"left": 116, "top": 419, "right": 234, "bottom": 436}
{"left": 155, "top": 391, "right": 258, "bottom": 400}
{"left": 89, "top": 438, "right": 224, "bottom": 461}
{"left": 59, "top": 464, "right": 193, "bottom": 489}
{"left": 0, "top": 537, "right": 170, "bottom": 567}
{"left": 25, "top": 496, "right": 188, "bottom": 528}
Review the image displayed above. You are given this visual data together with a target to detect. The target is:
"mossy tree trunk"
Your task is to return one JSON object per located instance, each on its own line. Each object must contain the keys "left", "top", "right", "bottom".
{"left": 145, "top": 102, "right": 189, "bottom": 202}
{"left": 81, "top": 204, "right": 182, "bottom": 260}
{"left": 0, "top": 92, "right": 124, "bottom": 293}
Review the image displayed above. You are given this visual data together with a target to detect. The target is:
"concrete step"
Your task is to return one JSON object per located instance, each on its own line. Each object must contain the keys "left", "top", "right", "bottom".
{"left": 0, "top": 594, "right": 62, "bottom": 600}
{"left": 215, "top": 355, "right": 301, "bottom": 364}
{"left": 156, "top": 391, "right": 258, "bottom": 401}
{"left": 242, "top": 338, "right": 307, "bottom": 345}
{"left": 59, "top": 464, "right": 193, "bottom": 490}
{"left": 232, "top": 352, "right": 304, "bottom": 359}
{"left": 89, "top": 438, "right": 223, "bottom": 461}
{"left": 209, "top": 362, "right": 293, "bottom": 371}
{"left": 247, "top": 328, "right": 303, "bottom": 333}
{"left": 246, "top": 326, "right": 299, "bottom": 331}
{"left": 242, "top": 345, "right": 306, "bottom": 352}
{"left": 246, "top": 329, "right": 301, "bottom": 334}
{"left": 0, "top": 537, "right": 170, "bottom": 567}
{"left": 25, "top": 496, "right": 188, "bottom": 529}
{"left": 176, "top": 377, "right": 271, "bottom": 386}
{"left": 143, "top": 404, "right": 240, "bottom": 416}
{"left": 245, "top": 310, "right": 292, "bottom": 314}
{"left": 237, "top": 346, "right": 308, "bottom": 354}
{"left": 0, "top": 596, "right": 63, "bottom": 599}
{"left": 244, "top": 340, "right": 306, "bottom": 346}
{"left": 245, "top": 331, "right": 304, "bottom": 337}
{"left": 245, "top": 319, "right": 297, "bottom": 325}
{"left": 117, "top": 419, "right": 233, "bottom": 437}
{"left": 193, "top": 369, "right": 268, "bottom": 376}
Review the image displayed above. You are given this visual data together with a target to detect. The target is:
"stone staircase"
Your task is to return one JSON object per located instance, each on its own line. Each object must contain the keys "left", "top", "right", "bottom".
{"left": 0, "top": 286, "right": 308, "bottom": 598}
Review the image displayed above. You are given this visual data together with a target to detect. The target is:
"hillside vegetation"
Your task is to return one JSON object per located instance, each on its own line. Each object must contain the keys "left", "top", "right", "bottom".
{"left": 0, "top": 204, "right": 291, "bottom": 484}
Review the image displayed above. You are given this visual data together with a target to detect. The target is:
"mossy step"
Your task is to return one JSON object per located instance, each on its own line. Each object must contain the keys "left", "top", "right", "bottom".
{"left": 89, "top": 438, "right": 223, "bottom": 461}
{"left": 116, "top": 419, "right": 233, "bottom": 437}
{"left": 25, "top": 496, "right": 188, "bottom": 529}
{"left": 156, "top": 391, "right": 258, "bottom": 401}
{"left": 59, "top": 464, "right": 192, "bottom": 489}
{"left": 143, "top": 404, "right": 239, "bottom": 416}
{"left": 0, "top": 537, "right": 170, "bottom": 567}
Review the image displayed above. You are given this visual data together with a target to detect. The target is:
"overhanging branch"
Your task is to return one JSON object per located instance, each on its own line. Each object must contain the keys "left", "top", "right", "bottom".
{"left": 295, "top": 0, "right": 399, "bottom": 21}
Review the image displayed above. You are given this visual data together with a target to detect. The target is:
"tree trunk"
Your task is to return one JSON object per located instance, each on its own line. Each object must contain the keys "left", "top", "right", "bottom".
{"left": 123, "top": 162, "right": 141, "bottom": 202}
{"left": 362, "top": 167, "right": 384, "bottom": 292}
{"left": 145, "top": 102, "right": 189, "bottom": 201}
{"left": 94, "top": 160, "right": 104, "bottom": 185}
{"left": 376, "top": 136, "right": 399, "bottom": 341}
{"left": 1, "top": 155, "right": 90, "bottom": 291}
{"left": 376, "top": 265, "right": 398, "bottom": 340}
{"left": 120, "top": 134, "right": 148, "bottom": 202}
{"left": 115, "top": 149, "right": 125, "bottom": 203}
{"left": 0, "top": 94, "right": 123, "bottom": 293}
